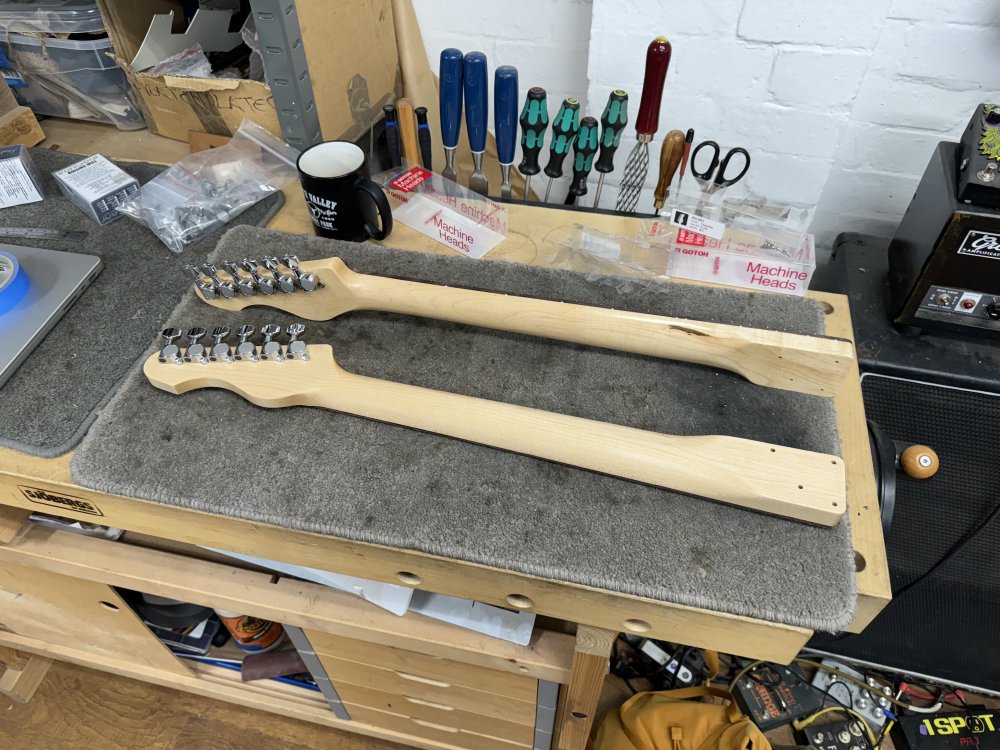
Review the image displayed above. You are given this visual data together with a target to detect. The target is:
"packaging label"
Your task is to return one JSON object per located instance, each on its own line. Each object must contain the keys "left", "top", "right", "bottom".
{"left": 389, "top": 166, "right": 433, "bottom": 193}
{"left": 19, "top": 485, "right": 104, "bottom": 516}
{"left": 676, "top": 228, "right": 707, "bottom": 247}
{"left": 957, "top": 229, "right": 1000, "bottom": 261}
{"left": 54, "top": 154, "right": 136, "bottom": 203}
{"left": 0, "top": 155, "right": 41, "bottom": 207}
{"left": 670, "top": 209, "right": 725, "bottom": 240}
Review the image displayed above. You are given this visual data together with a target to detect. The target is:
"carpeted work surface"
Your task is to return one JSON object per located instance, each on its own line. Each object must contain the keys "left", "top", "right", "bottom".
{"left": 0, "top": 150, "right": 283, "bottom": 456}
{"left": 72, "top": 225, "right": 857, "bottom": 631}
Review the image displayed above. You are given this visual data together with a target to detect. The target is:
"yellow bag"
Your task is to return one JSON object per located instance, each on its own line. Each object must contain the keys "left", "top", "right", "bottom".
{"left": 591, "top": 685, "right": 772, "bottom": 750}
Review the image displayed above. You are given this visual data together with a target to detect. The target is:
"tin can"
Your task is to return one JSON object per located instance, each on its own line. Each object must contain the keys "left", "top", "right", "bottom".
{"left": 214, "top": 609, "right": 284, "bottom": 653}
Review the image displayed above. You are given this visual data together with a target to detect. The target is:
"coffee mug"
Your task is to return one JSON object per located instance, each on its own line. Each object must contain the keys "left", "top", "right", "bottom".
{"left": 296, "top": 140, "right": 393, "bottom": 242}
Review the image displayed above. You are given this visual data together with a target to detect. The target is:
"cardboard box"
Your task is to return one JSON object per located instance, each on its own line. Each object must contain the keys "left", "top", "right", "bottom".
{"left": 96, "top": 0, "right": 400, "bottom": 143}
{"left": 0, "top": 82, "right": 43, "bottom": 147}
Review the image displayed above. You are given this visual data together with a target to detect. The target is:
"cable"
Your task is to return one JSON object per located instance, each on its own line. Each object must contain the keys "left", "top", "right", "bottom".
{"left": 821, "top": 679, "right": 855, "bottom": 709}
{"left": 794, "top": 659, "right": 912, "bottom": 710}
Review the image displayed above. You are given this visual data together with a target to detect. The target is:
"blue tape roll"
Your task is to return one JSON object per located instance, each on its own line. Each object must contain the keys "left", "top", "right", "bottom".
{"left": 0, "top": 250, "right": 29, "bottom": 316}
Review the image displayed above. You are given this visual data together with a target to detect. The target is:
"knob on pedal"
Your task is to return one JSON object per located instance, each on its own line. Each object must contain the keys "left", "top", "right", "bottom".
{"left": 900, "top": 445, "right": 940, "bottom": 479}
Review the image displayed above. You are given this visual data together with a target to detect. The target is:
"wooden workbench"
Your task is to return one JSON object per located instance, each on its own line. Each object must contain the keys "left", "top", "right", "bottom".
{"left": 0, "top": 120, "right": 890, "bottom": 750}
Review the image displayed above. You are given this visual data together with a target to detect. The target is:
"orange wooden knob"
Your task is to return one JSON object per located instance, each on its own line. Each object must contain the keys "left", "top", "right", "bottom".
{"left": 900, "top": 445, "right": 939, "bottom": 479}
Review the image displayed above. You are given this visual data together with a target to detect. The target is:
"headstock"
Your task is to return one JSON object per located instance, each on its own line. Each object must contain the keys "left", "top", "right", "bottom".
{"left": 143, "top": 324, "right": 339, "bottom": 407}
{"left": 184, "top": 255, "right": 361, "bottom": 321}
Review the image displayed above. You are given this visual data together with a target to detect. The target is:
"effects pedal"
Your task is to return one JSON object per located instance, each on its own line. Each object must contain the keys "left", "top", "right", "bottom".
{"left": 811, "top": 658, "right": 890, "bottom": 731}
{"left": 802, "top": 718, "right": 873, "bottom": 750}
{"left": 895, "top": 709, "right": 1000, "bottom": 750}
{"left": 733, "top": 664, "right": 824, "bottom": 730}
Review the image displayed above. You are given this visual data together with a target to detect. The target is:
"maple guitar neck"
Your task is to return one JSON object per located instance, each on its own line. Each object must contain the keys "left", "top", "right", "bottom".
{"left": 198, "top": 257, "right": 855, "bottom": 398}
{"left": 144, "top": 343, "right": 846, "bottom": 526}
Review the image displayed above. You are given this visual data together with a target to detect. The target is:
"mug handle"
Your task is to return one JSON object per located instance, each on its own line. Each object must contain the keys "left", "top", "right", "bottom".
{"left": 355, "top": 177, "right": 393, "bottom": 240}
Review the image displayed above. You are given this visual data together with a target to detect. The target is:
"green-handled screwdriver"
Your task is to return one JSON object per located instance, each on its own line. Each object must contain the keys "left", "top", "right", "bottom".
{"left": 565, "top": 116, "right": 599, "bottom": 205}
{"left": 517, "top": 87, "right": 548, "bottom": 201}
{"left": 543, "top": 97, "right": 580, "bottom": 204}
{"left": 592, "top": 90, "right": 629, "bottom": 208}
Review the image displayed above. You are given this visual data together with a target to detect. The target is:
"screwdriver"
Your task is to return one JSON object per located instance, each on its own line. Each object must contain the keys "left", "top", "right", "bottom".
{"left": 383, "top": 104, "right": 401, "bottom": 168}
{"left": 653, "top": 129, "right": 685, "bottom": 215}
{"left": 494, "top": 65, "right": 519, "bottom": 200}
{"left": 415, "top": 106, "right": 433, "bottom": 170}
{"left": 592, "top": 90, "right": 628, "bottom": 208}
{"left": 543, "top": 97, "right": 580, "bottom": 204}
{"left": 517, "top": 87, "right": 548, "bottom": 200}
{"left": 677, "top": 128, "right": 694, "bottom": 195}
{"left": 565, "top": 116, "right": 598, "bottom": 205}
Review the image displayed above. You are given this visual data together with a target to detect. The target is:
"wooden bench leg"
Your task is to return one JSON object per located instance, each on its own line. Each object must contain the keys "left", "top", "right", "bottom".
{"left": 0, "top": 506, "right": 30, "bottom": 545}
{"left": 0, "top": 648, "right": 53, "bottom": 703}
{"left": 553, "top": 625, "right": 615, "bottom": 750}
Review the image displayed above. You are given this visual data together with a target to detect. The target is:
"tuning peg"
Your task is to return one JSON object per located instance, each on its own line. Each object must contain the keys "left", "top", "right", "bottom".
{"left": 223, "top": 261, "right": 257, "bottom": 297}
{"left": 183, "top": 264, "right": 216, "bottom": 300}
{"left": 260, "top": 323, "right": 284, "bottom": 361}
{"left": 262, "top": 256, "right": 296, "bottom": 294}
{"left": 235, "top": 324, "right": 257, "bottom": 362}
{"left": 281, "top": 254, "right": 319, "bottom": 292}
{"left": 183, "top": 327, "right": 207, "bottom": 363}
{"left": 209, "top": 325, "right": 232, "bottom": 362}
{"left": 200, "top": 264, "right": 236, "bottom": 299}
{"left": 158, "top": 327, "right": 183, "bottom": 364}
{"left": 241, "top": 258, "right": 275, "bottom": 295}
{"left": 285, "top": 323, "right": 308, "bottom": 360}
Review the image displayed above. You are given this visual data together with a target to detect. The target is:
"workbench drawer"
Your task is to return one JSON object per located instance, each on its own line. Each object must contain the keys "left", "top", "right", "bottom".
{"left": 318, "top": 654, "right": 537, "bottom": 724}
{"left": 339, "top": 681, "right": 536, "bottom": 741}
{"left": 308, "top": 631, "right": 537, "bottom": 700}
{"left": 348, "top": 703, "right": 532, "bottom": 750}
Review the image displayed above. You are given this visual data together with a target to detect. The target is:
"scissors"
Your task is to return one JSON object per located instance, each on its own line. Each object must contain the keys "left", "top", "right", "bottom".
{"left": 690, "top": 140, "right": 751, "bottom": 195}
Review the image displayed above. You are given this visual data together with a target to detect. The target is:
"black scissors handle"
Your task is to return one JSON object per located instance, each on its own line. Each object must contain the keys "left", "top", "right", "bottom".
{"left": 690, "top": 140, "right": 751, "bottom": 189}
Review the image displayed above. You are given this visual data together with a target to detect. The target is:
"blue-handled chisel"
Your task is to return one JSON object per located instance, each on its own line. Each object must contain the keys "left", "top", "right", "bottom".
{"left": 463, "top": 50, "right": 489, "bottom": 195}
{"left": 494, "top": 65, "right": 518, "bottom": 199}
{"left": 439, "top": 48, "right": 463, "bottom": 182}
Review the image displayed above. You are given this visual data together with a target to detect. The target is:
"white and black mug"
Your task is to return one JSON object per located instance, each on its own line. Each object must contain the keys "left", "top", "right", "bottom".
{"left": 296, "top": 140, "right": 392, "bottom": 242}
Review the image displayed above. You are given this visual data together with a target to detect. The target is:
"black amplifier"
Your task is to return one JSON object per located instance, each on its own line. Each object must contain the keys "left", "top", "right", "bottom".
{"left": 888, "top": 105, "right": 1000, "bottom": 335}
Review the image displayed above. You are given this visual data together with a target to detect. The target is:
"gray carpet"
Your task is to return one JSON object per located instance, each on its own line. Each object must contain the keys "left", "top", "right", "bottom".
{"left": 0, "top": 150, "right": 284, "bottom": 456}
{"left": 72, "top": 225, "right": 857, "bottom": 631}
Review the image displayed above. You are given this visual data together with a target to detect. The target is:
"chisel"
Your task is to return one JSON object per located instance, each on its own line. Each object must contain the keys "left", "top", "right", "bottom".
{"left": 517, "top": 87, "right": 548, "bottom": 201}
{"left": 592, "top": 90, "right": 628, "bottom": 208}
{"left": 396, "top": 98, "right": 420, "bottom": 168}
{"left": 439, "top": 48, "right": 463, "bottom": 182}
{"left": 565, "top": 116, "right": 599, "bottom": 205}
{"left": 543, "top": 97, "right": 580, "bottom": 203}
{"left": 415, "top": 106, "right": 433, "bottom": 170}
{"left": 494, "top": 65, "right": 519, "bottom": 200}
{"left": 383, "top": 104, "right": 401, "bottom": 168}
{"left": 464, "top": 51, "right": 489, "bottom": 196}
{"left": 677, "top": 127, "right": 694, "bottom": 194}
{"left": 653, "top": 129, "right": 685, "bottom": 215}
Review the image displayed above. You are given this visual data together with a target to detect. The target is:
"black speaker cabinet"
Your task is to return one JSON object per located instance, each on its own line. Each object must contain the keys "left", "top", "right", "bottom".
{"left": 811, "top": 234, "right": 1000, "bottom": 694}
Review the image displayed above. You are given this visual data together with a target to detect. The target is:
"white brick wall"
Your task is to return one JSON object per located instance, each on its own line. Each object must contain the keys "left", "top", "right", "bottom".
{"left": 413, "top": 0, "right": 1000, "bottom": 256}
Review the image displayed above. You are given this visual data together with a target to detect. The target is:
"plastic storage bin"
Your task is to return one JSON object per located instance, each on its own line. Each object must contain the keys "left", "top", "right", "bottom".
{"left": 0, "top": 34, "right": 143, "bottom": 129}
{"left": 0, "top": 0, "right": 105, "bottom": 34}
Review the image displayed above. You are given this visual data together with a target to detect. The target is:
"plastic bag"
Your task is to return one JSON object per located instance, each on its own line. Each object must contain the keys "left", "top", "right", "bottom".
{"left": 118, "top": 119, "right": 299, "bottom": 252}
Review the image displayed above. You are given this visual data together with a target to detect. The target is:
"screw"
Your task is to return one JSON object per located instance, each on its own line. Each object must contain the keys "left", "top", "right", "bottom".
{"left": 286, "top": 323, "right": 307, "bottom": 360}
{"left": 235, "top": 324, "right": 257, "bottom": 362}
{"left": 201, "top": 264, "right": 235, "bottom": 299}
{"left": 210, "top": 325, "right": 232, "bottom": 362}
{"left": 223, "top": 261, "right": 256, "bottom": 297}
{"left": 241, "top": 258, "right": 275, "bottom": 295}
{"left": 260, "top": 323, "right": 283, "bottom": 361}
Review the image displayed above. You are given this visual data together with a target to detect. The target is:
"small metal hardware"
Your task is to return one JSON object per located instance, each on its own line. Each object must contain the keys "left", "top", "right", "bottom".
{"left": 241, "top": 259, "right": 275, "bottom": 295}
{"left": 223, "top": 261, "right": 257, "bottom": 297}
{"left": 201, "top": 264, "right": 236, "bottom": 299}
{"left": 183, "top": 327, "right": 207, "bottom": 363}
{"left": 281, "top": 254, "right": 320, "bottom": 291}
{"left": 977, "top": 161, "right": 998, "bottom": 183}
{"left": 158, "top": 327, "right": 183, "bottom": 364}
{"left": 286, "top": 323, "right": 308, "bottom": 360}
{"left": 260, "top": 323, "right": 284, "bottom": 361}
{"left": 183, "top": 264, "right": 216, "bottom": 300}
{"left": 262, "top": 256, "right": 296, "bottom": 294}
{"left": 210, "top": 325, "right": 232, "bottom": 362}
{"left": 235, "top": 324, "right": 257, "bottom": 361}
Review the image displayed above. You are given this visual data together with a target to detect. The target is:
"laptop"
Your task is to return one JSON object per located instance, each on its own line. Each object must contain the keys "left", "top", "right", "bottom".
{"left": 0, "top": 243, "right": 103, "bottom": 389}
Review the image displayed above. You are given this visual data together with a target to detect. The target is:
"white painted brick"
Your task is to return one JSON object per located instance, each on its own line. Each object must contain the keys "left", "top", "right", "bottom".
{"left": 815, "top": 167, "right": 920, "bottom": 222}
{"left": 412, "top": 0, "right": 591, "bottom": 43}
{"left": 768, "top": 50, "right": 869, "bottom": 112}
{"left": 592, "top": 0, "right": 743, "bottom": 37}
{"left": 493, "top": 40, "right": 590, "bottom": 99}
{"left": 894, "top": 22, "right": 1000, "bottom": 88}
{"left": 888, "top": 0, "right": 1000, "bottom": 24}
{"left": 724, "top": 104, "right": 848, "bottom": 160}
{"left": 834, "top": 122, "right": 941, "bottom": 173}
{"left": 669, "top": 37, "right": 774, "bottom": 103}
{"left": 850, "top": 75, "right": 996, "bottom": 132}
{"left": 737, "top": 0, "right": 892, "bottom": 48}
